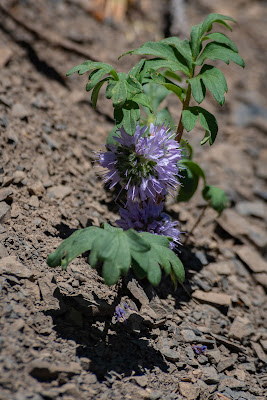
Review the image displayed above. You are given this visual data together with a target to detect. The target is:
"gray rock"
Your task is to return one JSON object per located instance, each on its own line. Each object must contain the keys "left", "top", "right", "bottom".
{"left": 29, "top": 360, "right": 81, "bottom": 381}
{"left": 0, "top": 187, "right": 13, "bottom": 202}
{"left": 28, "top": 181, "right": 45, "bottom": 198}
{"left": 217, "top": 354, "right": 238, "bottom": 372}
{"left": 180, "top": 329, "right": 198, "bottom": 342}
{"left": 179, "top": 381, "right": 201, "bottom": 400}
{"left": 228, "top": 316, "right": 254, "bottom": 340}
{"left": 0, "top": 202, "right": 10, "bottom": 223}
{"left": 11, "top": 103, "right": 30, "bottom": 119}
{"left": 236, "top": 201, "right": 265, "bottom": 218}
{"left": 47, "top": 185, "right": 72, "bottom": 200}
{"left": 201, "top": 366, "right": 219, "bottom": 384}
{"left": 0, "top": 256, "right": 33, "bottom": 279}
{"left": 218, "top": 376, "right": 247, "bottom": 391}
{"left": 206, "top": 350, "right": 221, "bottom": 364}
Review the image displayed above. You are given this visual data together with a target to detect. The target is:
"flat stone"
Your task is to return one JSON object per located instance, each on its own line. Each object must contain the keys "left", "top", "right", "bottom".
{"left": 253, "top": 272, "right": 267, "bottom": 289}
{"left": 228, "top": 316, "right": 254, "bottom": 341}
{"left": 12, "top": 170, "right": 27, "bottom": 184}
{"left": 28, "top": 181, "right": 45, "bottom": 197}
{"left": 160, "top": 347, "right": 180, "bottom": 362}
{"left": 133, "top": 375, "right": 148, "bottom": 388}
{"left": 206, "top": 261, "right": 234, "bottom": 276}
{"left": 251, "top": 342, "right": 267, "bottom": 363}
{"left": 0, "top": 243, "right": 8, "bottom": 258}
{"left": 47, "top": 185, "right": 72, "bottom": 200}
{"left": 217, "top": 209, "right": 267, "bottom": 249}
{"left": 0, "top": 202, "right": 10, "bottom": 223}
{"left": 29, "top": 195, "right": 39, "bottom": 208}
{"left": 236, "top": 201, "right": 265, "bottom": 219}
{"left": 127, "top": 279, "right": 149, "bottom": 306}
{"left": 260, "top": 339, "right": 267, "bottom": 351}
{"left": 0, "top": 187, "right": 13, "bottom": 202}
{"left": 192, "top": 290, "right": 232, "bottom": 307}
{"left": 206, "top": 350, "right": 221, "bottom": 364}
{"left": 218, "top": 377, "right": 246, "bottom": 391}
{"left": 29, "top": 360, "right": 81, "bottom": 381}
{"left": 180, "top": 329, "right": 198, "bottom": 342}
{"left": 0, "top": 46, "right": 13, "bottom": 67}
{"left": 236, "top": 246, "right": 267, "bottom": 273}
{"left": 179, "top": 381, "right": 201, "bottom": 400}
{"left": 0, "top": 256, "right": 33, "bottom": 279}
{"left": 11, "top": 103, "right": 30, "bottom": 119}
{"left": 217, "top": 354, "right": 238, "bottom": 372}
{"left": 201, "top": 366, "right": 219, "bottom": 384}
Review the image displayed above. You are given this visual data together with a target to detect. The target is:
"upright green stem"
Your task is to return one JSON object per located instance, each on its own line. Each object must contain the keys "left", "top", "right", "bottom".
{"left": 175, "top": 83, "right": 191, "bottom": 143}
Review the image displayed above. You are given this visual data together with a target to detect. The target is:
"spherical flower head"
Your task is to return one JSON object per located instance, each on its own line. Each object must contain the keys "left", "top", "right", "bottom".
{"left": 116, "top": 199, "right": 181, "bottom": 249}
{"left": 98, "top": 123, "right": 182, "bottom": 203}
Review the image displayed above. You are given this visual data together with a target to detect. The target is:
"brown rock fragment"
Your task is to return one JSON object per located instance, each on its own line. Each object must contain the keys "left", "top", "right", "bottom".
{"left": 0, "top": 256, "right": 33, "bottom": 279}
{"left": 236, "top": 246, "right": 267, "bottom": 273}
{"left": 179, "top": 381, "right": 201, "bottom": 399}
{"left": 228, "top": 316, "right": 254, "bottom": 341}
{"left": 28, "top": 181, "right": 45, "bottom": 198}
{"left": 0, "top": 202, "right": 10, "bottom": 223}
{"left": 192, "top": 290, "right": 232, "bottom": 307}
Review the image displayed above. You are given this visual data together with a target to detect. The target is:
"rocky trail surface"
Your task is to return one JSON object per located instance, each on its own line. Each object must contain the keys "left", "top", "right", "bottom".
{"left": 0, "top": 0, "right": 266, "bottom": 399}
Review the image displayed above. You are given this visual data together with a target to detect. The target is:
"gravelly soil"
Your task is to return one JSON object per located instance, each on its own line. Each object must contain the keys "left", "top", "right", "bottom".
{"left": 0, "top": 1, "right": 266, "bottom": 399}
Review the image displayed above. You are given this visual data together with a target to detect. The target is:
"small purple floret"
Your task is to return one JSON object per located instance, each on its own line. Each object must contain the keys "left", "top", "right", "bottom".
{"left": 116, "top": 199, "right": 181, "bottom": 249}
{"left": 115, "top": 305, "right": 126, "bottom": 323}
{"left": 192, "top": 344, "right": 207, "bottom": 355}
{"left": 98, "top": 123, "right": 182, "bottom": 203}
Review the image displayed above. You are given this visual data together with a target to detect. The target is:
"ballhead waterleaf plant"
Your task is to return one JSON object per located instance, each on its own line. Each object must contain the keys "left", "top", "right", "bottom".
{"left": 47, "top": 13, "right": 244, "bottom": 289}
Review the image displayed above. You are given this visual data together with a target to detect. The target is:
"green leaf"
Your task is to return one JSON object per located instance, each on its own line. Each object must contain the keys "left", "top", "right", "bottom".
{"left": 178, "top": 160, "right": 206, "bottom": 203}
{"left": 91, "top": 78, "right": 108, "bottom": 109}
{"left": 180, "top": 160, "right": 206, "bottom": 183}
{"left": 189, "top": 65, "right": 228, "bottom": 105}
{"left": 102, "top": 259, "right": 120, "bottom": 286}
{"left": 162, "top": 83, "right": 184, "bottom": 101}
{"left": 154, "top": 108, "right": 176, "bottom": 130}
{"left": 190, "top": 13, "right": 235, "bottom": 60}
{"left": 131, "top": 93, "right": 153, "bottom": 113}
{"left": 202, "top": 185, "right": 228, "bottom": 215}
{"left": 47, "top": 226, "right": 102, "bottom": 269}
{"left": 195, "top": 42, "right": 245, "bottom": 68}
{"left": 136, "top": 232, "right": 185, "bottom": 285}
{"left": 163, "top": 70, "right": 182, "bottom": 82}
{"left": 201, "top": 13, "right": 235, "bottom": 34}
{"left": 143, "top": 83, "right": 170, "bottom": 112}
{"left": 202, "top": 32, "right": 238, "bottom": 52}
{"left": 112, "top": 80, "right": 127, "bottom": 108}
{"left": 128, "top": 59, "right": 146, "bottom": 81}
{"left": 180, "top": 139, "right": 194, "bottom": 160}
{"left": 122, "top": 41, "right": 191, "bottom": 76}
{"left": 182, "top": 109, "right": 199, "bottom": 132}
{"left": 161, "top": 37, "right": 193, "bottom": 69}
{"left": 114, "top": 100, "right": 140, "bottom": 135}
{"left": 182, "top": 106, "right": 218, "bottom": 145}
{"left": 105, "top": 80, "right": 117, "bottom": 99}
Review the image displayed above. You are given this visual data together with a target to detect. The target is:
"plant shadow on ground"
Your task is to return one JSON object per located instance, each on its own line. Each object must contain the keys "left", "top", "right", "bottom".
{"left": 45, "top": 223, "right": 213, "bottom": 381}
{"left": 46, "top": 291, "right": 169, "bottom": 381}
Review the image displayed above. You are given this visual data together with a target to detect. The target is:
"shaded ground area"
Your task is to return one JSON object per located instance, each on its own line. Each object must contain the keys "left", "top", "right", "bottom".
{"left": 0, "top": 0, "right": 266, "bottom": 399}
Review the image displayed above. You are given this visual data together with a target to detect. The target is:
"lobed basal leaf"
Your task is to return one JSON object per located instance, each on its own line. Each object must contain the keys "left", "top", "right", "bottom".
{"left": 47, "top": 224, "right": 185, "bottom": 287}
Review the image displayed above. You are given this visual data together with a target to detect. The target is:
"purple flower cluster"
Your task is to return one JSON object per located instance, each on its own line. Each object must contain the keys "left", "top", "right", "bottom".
{"left": 99, "top": 124, "right": 182, "bottom": 203}
{"left": 98, "top": 123, "right": 182, "bottom": 249}
{"left": 116, "top": 199, "right": 181, "bottom": 249}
